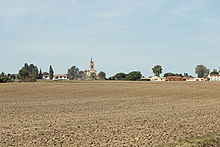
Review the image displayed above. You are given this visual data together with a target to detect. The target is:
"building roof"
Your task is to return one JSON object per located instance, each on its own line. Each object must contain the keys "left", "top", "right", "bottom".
{"left": 8, "top": 74, "right": 18, "bottom": 76}
{"left": 182, "top": 77, "right": 194, "bottom": 80}
{"left": 210, "top": 74, "right": 220, "bottom": 76}
{"left": 53, "top": 74, "right": 67, "bottom": 77}
{"left": 166, "top": 76, "right": 182, "bottom": 79}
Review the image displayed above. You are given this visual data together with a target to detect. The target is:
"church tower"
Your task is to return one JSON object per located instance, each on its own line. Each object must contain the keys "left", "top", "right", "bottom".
{"left": 85, "top": 58, "right": 97, "bottom": 76}
{"left": 89, "top": 58, "right": 95, "bottom": 72}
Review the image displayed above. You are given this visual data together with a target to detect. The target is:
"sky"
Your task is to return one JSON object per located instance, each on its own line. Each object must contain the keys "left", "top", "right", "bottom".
{"left": 0, "top": 0, "right": 220, "bottom": 77}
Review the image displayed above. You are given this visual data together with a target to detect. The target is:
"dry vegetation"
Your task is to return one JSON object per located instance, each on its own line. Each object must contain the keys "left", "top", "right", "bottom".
{"left": 0, "top": 81, "right": 220, "bottom": 146}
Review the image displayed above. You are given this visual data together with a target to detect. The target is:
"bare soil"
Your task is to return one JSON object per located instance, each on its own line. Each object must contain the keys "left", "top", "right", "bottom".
{"left": 0, "top": 81, "right": 220, "bottom": 146}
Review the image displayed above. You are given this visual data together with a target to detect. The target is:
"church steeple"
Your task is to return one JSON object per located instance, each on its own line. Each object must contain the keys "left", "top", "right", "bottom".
{"left": 85, "top": 58, "right": 97, "bottom": 77}
{"left": 89, "top": 58, "right": 95, "bottom": 72}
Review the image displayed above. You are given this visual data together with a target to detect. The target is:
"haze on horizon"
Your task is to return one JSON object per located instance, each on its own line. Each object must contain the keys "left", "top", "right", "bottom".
{"left": 0, "top": 0, "right": 220, "bottom": 77}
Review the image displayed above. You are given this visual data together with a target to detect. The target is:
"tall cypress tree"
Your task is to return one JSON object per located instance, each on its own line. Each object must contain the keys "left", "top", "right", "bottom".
{"left": 49, "top": 65, "right": 54, "bottom": 80}
{"left": 38, "top": 69, "right": 43, "bottom": 79}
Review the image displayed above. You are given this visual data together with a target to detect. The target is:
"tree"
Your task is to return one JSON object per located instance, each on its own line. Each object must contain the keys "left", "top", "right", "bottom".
{"left": 152, "top": 65, "right": 163, "bottom": 77}
{"left": 1, "top": 72, "right": 6, "bottom": 77}
{"left": 67, "top": 66, "right": 79, "bottom": 80}
{"left": 90, "top": 73, "right": 96, "bottom": 79}
{"left": 0, "top": 72, "right": 10, "bottom": 83}
{"left": 126, "top": 71, "right": 142, "bottom": 81}
{"left": 49, "top": 65, "right": 54, "bottom": 80}
{"left": 29, "top": 64, "right": 38, "bottom": 78}
{"left": 195, "top": 65, "right": 210, "bottom": 78}
{"left": 18, "top": 63, "right": 38, "bottom": 82}
{"left": 115, "top": 73, "right": 127, "bottom": 80}
{"left": 210, "top": 69, "right": 219, "bottom": 75}
{"left": 108, "top": 76, "right": 116, "bottom": 80}
{"left": 184, "top": 73, "right": 189, "bottom": 77}
{"left": 79, "top": 71, "right": 87, "bottom": 79}
{"left": 164, "top": 72, "right": 183, "bottom": 77}
{"left": 98, "top": 71, "right": 106, "bottom": 79}
{"left": 164, "top": 73, "right": 176, "bottom": 77}
{"left": 38, "top": 69, "right": 43, "bottom": 79}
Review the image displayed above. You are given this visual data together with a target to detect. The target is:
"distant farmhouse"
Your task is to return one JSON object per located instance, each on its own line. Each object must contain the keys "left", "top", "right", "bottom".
{"left": 143, "top": 75, "right": 211, "bottom": 82}
{"left": 8, "top": 74, "right": 18, "bottom": 80}
{"left": 208, "top": 74, "right": 220, "bottom": 81}
{"left": 166, "top": 76, "right": 183, "bottom": 81}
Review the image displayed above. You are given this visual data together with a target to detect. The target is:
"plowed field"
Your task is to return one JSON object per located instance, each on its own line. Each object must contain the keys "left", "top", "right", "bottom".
{"left": 0, "top": 81, "right": 220, "bottom": 146}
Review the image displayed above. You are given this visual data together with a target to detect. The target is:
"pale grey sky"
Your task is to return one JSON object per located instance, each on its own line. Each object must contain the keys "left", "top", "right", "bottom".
{"left": 1, "top": 0, "right": 220, "bottom": 77}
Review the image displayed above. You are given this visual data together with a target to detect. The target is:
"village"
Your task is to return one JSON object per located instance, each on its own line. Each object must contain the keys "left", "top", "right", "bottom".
{"left": 1, "top": 58, "right": 220, "bottom": 83}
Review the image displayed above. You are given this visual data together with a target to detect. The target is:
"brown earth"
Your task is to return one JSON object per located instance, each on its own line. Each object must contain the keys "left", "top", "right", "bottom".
{"left": 0, "top": 81, "right": 220, "bottom": 146}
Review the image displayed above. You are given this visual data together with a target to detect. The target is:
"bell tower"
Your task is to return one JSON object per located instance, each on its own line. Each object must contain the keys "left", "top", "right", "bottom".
{"left": 89, "top": 58, "right": 95, "bottom": 72}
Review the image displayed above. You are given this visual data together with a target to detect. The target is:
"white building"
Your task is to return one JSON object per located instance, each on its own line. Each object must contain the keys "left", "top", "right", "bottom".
{"left": 53, "top": 74, "right": 68, "bottom": 80}
{"left": 42, "top": 74, "right": 50, "bottom": 80}
{"left": 208, "top": 74, "right": 220, "bottom": 81}
{"left": 150, "top": 76, "right": 162, "bottom": 81}
{"left": 42, "top": 74, "right": 68, "bottom": 80}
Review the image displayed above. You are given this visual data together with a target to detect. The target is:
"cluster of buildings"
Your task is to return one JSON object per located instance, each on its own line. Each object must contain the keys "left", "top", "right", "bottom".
{"left": 141, "top": 74, "right": 220, "bottom": 82}
{"left": 42, "top": 58, "right": 97, "bottom": 80}
{"left": 6, "top": 59, "right": 220, "bottom": 82}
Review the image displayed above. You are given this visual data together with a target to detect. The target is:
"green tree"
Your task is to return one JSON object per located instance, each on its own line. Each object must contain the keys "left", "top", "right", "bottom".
{"left": 79, "top": 71, "right": 87, "bottom": 79}
{"left": 195, "top": 65, "right": 210, "bottom": 78}
{"left": 115, "top": 73, "right": 127, "bottom": 80}
{"left": 210, "top": 69, "right": 219, "bottom": 74}
{"left": 67, "top": 66, "right": 79, "bottom": 80}
{"left": 0, "top": 72, "right": 10, "bottom": 83}
{"left": 98, "top": 71, "right": 106, "bottom": 79}
{"left": 1, "top": 72, "right": 6, "bottom": 77}
{"left": 126, "top": 71, "right": 142, "bottom": 81}
{"left": 108, "top": 76, "right": 116, "bottom": 80}
{"left": 152, "top": 65, "right": 163, "bottom": 77}
{"left": 38, "top": 69, "right": 43, "bottom": 79}
{"left": 49, "top": 65, "right": 54, "bottom": 80}
{"left": 184, "top": 73, "right": 189, "bottom": 77}
{"left": 19, "top": 63, "right": 38, "bottom": 82}
{"left": 90, "top": 73, "right": 96, "bottom": 79}
{"left": 164, "top": 73, "right": 175, "bottom": 77}
{"left": 164, "top": 72, "right": 183, "bottom": 77}
{"left": 28, "top": 64, "right": 38, "bottom": 78}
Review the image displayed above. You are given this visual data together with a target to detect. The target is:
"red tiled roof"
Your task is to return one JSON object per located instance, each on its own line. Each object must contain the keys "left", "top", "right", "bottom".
{"left": 210, "top": 74, "right": 220, "bottom": 76}
{"left": 54, "top": 74, "right": 67, "bottom": 77}
{"left": 166, "top": 76, "right": 182, "bottom": 79}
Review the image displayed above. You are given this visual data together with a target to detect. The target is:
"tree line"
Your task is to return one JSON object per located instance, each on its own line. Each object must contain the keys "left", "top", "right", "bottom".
{"left": 0, "top": 63, "right": 218, "bottom": 83}
{"left": 0, "top": 63, "right": 107, "bottom": 82}
{"left": 108, "top": 64, "right": 218, "bottom": 81}
{"left": 151, "top": 64, "right": 215, "bottom": 78}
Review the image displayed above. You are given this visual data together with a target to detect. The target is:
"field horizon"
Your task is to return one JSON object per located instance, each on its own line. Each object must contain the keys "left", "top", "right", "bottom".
{"left": 0, "top": 81, "right": 220, "bottom": 146}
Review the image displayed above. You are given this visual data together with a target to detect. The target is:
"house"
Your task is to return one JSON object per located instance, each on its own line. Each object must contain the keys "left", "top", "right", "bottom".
{"left": 160, "top": 77, "right": 166, "bottom": 81}
{"left": 166, "top": 76, "right": 183, "bottom": 81}
{"left": 42, "top": 73, "right": 68, "bottom": 80}
{"left": 53, "top": 74, "right": 68, "bottom": 80}
{"left": 140, "top": 77, "right": 151, "bottom": 81}
{"left": 208, "top": 74, "right": 220, "bottom": 81}
{"left": 42, "top": 73, "right": 50, "bottom": 80}
{"left": 150, "top": 76, "right": 162, "bottom": 81}
{"left": 195, "top": 77, "right": 210, "bottom": 81}
{"left": 182, "top": 77, "right": 195, "bottom": 81}
{"left": 8, "top": 74, "right": 18, "bottom": 80}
